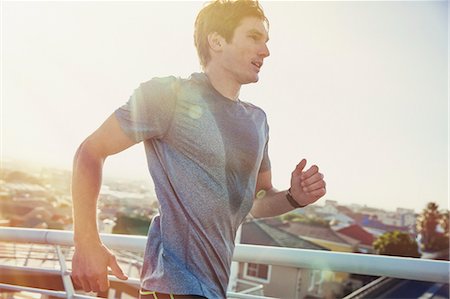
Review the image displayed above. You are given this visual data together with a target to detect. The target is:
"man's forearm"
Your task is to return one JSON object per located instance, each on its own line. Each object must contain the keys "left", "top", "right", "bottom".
{"left": 250, "top": 188, "right": 296, "bottom": 218}
{"left": 72, "top": 142, "right": 105, "bottom": 245}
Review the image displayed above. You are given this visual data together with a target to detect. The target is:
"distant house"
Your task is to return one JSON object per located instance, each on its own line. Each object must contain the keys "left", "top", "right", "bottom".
{"left": 336, "top": 224, "right": 375, "bottom": 253}
{"left": 322, "top": 212, "right": 355, "bottom": 229}
{"left": 315, "top": 202, "right": 355, "bottom": 229}
{"left": 236, "top": 218, "right": 352, "bottom": 299}
{"left": 346, "top": 212, "right": 411, "bottom": 237}
{"left": 265, "top": 218, "right": 357, "bottom": 253}
{"left": 316, "top": 200, "right": 340, "bottom": 215}
{"left": 396, "top": 207, "right": 416, "bottom": 228}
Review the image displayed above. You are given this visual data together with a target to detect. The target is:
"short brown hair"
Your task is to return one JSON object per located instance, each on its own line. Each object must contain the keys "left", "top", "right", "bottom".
{"left": 194, "top": 0, "right": 268, "bottom": 68}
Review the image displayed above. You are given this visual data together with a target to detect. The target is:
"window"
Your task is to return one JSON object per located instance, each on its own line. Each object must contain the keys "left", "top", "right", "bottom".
{"left": 243, "top": 263, "right": 271, "bottom": 283}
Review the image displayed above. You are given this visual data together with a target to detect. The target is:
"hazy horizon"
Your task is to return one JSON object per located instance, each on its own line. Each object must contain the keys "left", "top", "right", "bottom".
{"left": 2, "top": 1, "right": 448, "bottom": 214}
{"left": 1, "top": 155, "right": 433, "bottom": 214}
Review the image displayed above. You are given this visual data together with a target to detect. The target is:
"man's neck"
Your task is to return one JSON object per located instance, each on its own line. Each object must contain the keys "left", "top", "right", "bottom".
{"left": 204, "top": 65, "right": 241, "bottom": 102}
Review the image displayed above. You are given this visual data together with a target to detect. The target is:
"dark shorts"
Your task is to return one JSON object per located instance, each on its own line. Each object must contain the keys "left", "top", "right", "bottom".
{"left": 139, "top": 289, "right": 207, "bottom": 299}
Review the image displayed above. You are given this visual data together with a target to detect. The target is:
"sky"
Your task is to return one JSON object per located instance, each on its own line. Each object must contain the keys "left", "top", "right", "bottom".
{"left": 2, "top": 1, "right": 448, "bottom": 213}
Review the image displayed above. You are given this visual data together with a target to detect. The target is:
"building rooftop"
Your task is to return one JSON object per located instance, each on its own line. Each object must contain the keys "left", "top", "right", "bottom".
{"left": 336, "top": 224, "right": 375, "bottom": 247}
{"left": 263, "top": 218, "right": 351, "bottom": 245}
{"left": 241, "top": 219, "right": 329, "bottom": 250}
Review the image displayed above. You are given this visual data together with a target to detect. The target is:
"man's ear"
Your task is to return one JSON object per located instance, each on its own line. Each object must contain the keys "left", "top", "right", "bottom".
{"left": 208, "top": 32, "right": 225, "bottom": 52}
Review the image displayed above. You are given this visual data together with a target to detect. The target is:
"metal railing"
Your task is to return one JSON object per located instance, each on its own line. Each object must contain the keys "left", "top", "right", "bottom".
{"left": 0, "top": 227, "right": 449, "bottom": 299}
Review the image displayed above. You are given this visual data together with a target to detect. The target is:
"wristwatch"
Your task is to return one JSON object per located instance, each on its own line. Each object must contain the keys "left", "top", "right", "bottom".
{"left": 286, "top": 188, "right": 308, "bottom": 209}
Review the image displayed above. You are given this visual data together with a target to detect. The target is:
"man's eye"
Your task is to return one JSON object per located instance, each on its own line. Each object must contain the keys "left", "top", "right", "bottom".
{"left": 249, "top": 35, "right": 259, "bottom": 41}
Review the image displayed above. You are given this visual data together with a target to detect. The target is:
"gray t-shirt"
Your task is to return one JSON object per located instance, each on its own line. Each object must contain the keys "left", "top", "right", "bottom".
{"left": 115, "top": 73, "right": 270, "bottom": 298}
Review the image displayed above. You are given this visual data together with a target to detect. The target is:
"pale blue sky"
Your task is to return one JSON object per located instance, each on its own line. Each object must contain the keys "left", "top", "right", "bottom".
{"left": 2, "top": 1, "right": 448, "bottom": 213}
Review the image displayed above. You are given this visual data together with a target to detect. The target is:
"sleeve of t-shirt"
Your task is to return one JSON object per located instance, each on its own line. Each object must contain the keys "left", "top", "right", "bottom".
{"left": 259, "top": 117, "right": 271, "bottom": 173}
{"left": 114, "top": 76, "right": 178, "bottom": 143}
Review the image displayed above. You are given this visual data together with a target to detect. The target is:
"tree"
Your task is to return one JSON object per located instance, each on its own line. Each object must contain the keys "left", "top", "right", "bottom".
{"left": 440, "top": 210, "right": 449, "bottom": 236}
{"left": 373, "top": 230, "right": 420, "bottom": 258}
{"left": 112, "top": 212, "right": 151, "bottom": 235}
{"left": 416, "top": 202, "right": 449, "bottom": 252}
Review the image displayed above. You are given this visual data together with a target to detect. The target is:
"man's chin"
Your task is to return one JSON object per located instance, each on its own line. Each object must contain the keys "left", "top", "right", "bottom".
{"left": 241, "top": 75, "right": 259, "bottom": 85}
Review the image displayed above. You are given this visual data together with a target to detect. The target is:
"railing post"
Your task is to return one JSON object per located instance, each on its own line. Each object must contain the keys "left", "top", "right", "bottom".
{"left": 24, "top": 244, "right": 33, "bottom": 267}
{"left": 55, "top": 245, "right": 75, "bottom": 299}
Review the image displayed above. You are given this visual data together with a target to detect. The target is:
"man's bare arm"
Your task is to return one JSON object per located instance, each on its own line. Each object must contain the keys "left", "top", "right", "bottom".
{"left": 71, "top": 113, "right": 136, "bottom": 292}
{"left": 250, "top": 159, "right": 326, "bottom": 218}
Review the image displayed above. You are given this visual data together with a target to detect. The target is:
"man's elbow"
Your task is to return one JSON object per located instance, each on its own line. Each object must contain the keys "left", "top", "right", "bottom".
{"left": 73, "top": 138, "right": 106, "bottom": 167}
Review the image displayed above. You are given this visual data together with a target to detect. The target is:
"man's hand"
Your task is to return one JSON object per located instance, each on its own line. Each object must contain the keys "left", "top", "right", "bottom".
{"left": 71, "top": 242, "right": 128, "bottom": 293}
{"left": 290, "top": 159, "right": 326, "bottom": 207}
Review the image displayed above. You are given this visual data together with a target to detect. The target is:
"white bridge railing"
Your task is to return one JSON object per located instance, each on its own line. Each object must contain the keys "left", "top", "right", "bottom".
{"left": 0, "top": 227, "right": 449, "bottom": 299}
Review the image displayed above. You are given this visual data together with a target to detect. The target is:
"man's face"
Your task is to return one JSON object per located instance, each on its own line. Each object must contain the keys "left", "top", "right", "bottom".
{"left": 219, "top": 16, "right": 270, "bottom": 85}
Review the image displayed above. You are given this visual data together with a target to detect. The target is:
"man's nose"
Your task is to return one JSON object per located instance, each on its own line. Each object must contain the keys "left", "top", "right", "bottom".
{"left": 259, "top": 43, "right": 270, "bottom": 58}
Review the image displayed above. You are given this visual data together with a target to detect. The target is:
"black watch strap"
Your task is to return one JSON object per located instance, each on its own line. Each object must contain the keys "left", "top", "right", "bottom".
{"left": 286, "top": 188, "right": 308, "bottom": 208}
